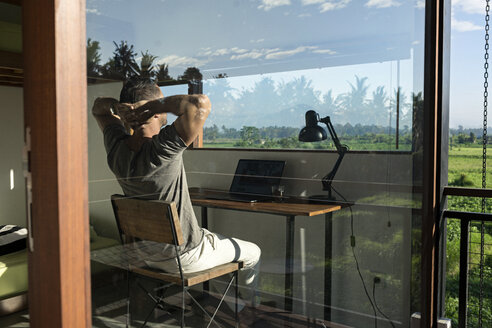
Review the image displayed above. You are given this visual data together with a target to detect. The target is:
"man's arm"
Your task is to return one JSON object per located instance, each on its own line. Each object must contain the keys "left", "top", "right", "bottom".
{"left": 129, "top": 95, "right": 211, "bottom": 146}
{"left": 164, "top": 95, "right": 211, "bottom": 146}
{"left": 91, "top": 97, "right": 124, "bottom": 131}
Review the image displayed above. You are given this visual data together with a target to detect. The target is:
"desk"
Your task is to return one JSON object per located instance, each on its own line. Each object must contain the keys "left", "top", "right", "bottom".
{"left": 189, "top": 187, "right": 344, "bottom": 315}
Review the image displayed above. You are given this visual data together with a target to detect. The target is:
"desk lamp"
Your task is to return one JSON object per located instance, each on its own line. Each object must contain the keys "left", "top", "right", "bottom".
{"left": 299, "top": 110, "right": 348, "bottom": 201}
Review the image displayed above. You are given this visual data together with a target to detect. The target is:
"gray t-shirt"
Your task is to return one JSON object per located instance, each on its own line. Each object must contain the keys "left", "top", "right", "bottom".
{"left": 104, "top": 123, "right": 203, "bottom": 254}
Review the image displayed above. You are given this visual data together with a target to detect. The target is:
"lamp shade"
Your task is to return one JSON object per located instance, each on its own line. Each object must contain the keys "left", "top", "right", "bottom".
{"left": 298, "top": 110, "right": 327, "bottom": 142}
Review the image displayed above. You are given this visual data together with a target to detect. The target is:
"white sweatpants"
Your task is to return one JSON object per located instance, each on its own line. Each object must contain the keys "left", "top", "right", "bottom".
{"left": 146, "top": 229, "right": 261, "bottom": 305}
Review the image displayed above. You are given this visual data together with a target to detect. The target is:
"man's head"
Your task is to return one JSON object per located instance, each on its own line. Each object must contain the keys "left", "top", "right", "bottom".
{"left": 120, "top": 78, "right": 166, "bottom": 129}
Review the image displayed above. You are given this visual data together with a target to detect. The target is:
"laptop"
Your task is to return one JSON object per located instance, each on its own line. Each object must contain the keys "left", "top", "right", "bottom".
{"left": 207, "top": 159, "right": 286, "bottom": 203}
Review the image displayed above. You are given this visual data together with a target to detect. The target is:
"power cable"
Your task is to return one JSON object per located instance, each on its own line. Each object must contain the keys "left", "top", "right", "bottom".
{"left": 372, "top": 278, "right": 396, "bottom": 328}
{"left": 331, "top": 186, "right": 378, "bottom": 328}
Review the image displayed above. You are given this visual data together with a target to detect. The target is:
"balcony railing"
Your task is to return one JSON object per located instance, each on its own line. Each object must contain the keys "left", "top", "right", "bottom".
{"left": 443, "top": 187, "right": 492, "bottom": 328}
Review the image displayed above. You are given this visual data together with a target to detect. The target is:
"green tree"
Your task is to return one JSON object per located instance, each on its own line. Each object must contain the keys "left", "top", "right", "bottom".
{"left": 87, "top": 38, "right": 101, "bottom": 77}
{"left": 457, "top": 133, "right": 468, "bottom": 144}
{"left": 137, "top": 50, "right": 157, "bottom": 79}
{"left": 277, "top": 76, "right": 321, "bottom": 109}
{"left": 204, "top": 124, "right": 219, "bottom": 141}
{"left": 214, "top": 73, "right": 228, "bottom": 79}
{"left": 100, "top": 58, "right": 120, "bottom": 80}
{"left": 155, "top": 63, "right": 173, "bottom": 82}
{"left": 340, "top": 75, "right": 369, "bottom": 124}
{"left": 320, "top": 89, "right": 341, "bottom": 119}
{"left": 112, "top": 40, "right": 139, "bottom": 80}
{"left": 469, "top": 132, "right": 476, "bottom": 143}
{"left": 236, "top": 126, "right": 260, "bottom": 147}
{"left": 368, "top": 86, "right": 388, "bottom": 126}
{"left": 179, "top": 67, "right": 202, "bottom": 81}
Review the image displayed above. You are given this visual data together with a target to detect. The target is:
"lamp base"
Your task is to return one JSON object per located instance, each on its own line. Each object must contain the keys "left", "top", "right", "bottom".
{"left": 306, "top": 194, "right": 337, "bottom": 204}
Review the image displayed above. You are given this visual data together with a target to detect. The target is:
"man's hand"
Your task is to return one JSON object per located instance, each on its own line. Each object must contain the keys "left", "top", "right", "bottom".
{"left": 92, "top": 97, "right": 124, "bottom": 131}
{"left": 114, "top": 98, "right": 164, "bottom": 126}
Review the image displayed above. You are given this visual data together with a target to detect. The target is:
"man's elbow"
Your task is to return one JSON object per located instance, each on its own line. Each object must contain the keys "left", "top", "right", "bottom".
{"left": 190, "top": 95, "right": 211, "bottom": 120}
{"left": 196, "top": 95, "right": 211, "bottom": 115}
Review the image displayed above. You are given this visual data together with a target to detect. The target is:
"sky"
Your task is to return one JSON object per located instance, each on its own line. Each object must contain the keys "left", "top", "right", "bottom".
{"left": 449, "top": 0, "right": 487, "bottom": 128}
{"left": 86, "top": 0, "right": 488, "bottom": 129}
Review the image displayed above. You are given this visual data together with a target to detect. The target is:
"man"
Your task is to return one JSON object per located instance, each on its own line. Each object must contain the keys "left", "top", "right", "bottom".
{"left": 92, "top": 78, "right": 260, "bottom": 309}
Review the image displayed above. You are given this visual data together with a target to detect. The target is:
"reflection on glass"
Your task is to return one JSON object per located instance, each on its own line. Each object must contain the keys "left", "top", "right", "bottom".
{"left": 86, "top": 0, "right": 424, "bottom": 151}
{"left": 87, "top": 1, "right": 426, "bottom": 327}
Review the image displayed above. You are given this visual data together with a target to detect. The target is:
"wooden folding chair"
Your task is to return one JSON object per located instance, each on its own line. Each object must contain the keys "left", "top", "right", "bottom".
{"left": 111, "top": 194, "right": 242, "bottom": 328}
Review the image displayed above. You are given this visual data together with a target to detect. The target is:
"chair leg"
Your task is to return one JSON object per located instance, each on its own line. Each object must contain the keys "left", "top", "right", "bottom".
{"left": 181, "top": 286, "right": 185, "bottom": 328}
{"left": 235, "top": 271, "right": 239, "bottom": 328}
{"left": 141, "top": 299, "right": 161, "bottom": 328}
{"left": 126, "top": 270, "right": 131, "bottom": 328}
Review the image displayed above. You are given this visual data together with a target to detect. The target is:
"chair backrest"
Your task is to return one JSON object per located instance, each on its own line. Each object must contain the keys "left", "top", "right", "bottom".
{"left": 111, "top": 194, "right": 184, "bottom": 246}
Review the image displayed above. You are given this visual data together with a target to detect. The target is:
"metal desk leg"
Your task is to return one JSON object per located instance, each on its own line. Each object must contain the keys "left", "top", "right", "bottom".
{"left": 285, "top": 215, "right": 295, "bottom": 312}
{"left": 201, "top": 207, "right": 208, "bottom": 229}
{"left": 324, "top": 212, "right": 333, "bottom": 321}
{"left": 201, "top": 207, "right": 210, "bottom": 293}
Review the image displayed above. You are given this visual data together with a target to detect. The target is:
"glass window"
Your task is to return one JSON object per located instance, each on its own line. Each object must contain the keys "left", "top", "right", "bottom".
{"left": 87, "top": 1, "right": 427, "bottom": 327}
{"left": 86, "top": 0, "right": 424, "bottom": 151}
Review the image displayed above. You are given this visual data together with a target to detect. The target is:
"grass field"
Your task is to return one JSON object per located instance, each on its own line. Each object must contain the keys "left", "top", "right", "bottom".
{"left": 448, "top": 145, "right": 491, "bottom": 188}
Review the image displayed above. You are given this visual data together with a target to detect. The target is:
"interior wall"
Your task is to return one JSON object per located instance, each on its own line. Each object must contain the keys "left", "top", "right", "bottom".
{"left": 87, "top": 82, "right": 124, "bottom": 239}
{"left": 0, "top": 86, "right": 25, "bottom": 227}
{"left": 87, "top": 82, "right": 414, "bottom": 325}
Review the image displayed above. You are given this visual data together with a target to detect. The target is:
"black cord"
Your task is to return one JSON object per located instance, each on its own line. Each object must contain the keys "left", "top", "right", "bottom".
{"left": 331, "top": 186, "right": 378, "bottom": 328}
{"left": 373, "top": 279, "right": 396, "bottom": 328}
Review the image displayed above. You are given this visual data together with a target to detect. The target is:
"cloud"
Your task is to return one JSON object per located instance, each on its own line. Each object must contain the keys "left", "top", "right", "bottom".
{"left": 313, "top": 49, "right": 337, "bottom": 55}
{"left": 199, "top": 47, "right": 250, "bottom": 57}
{"left": 86, "top": 8, "right": 101, "bottom": 15}
{"left": 452, "top": 17, "right": 481, "bottom": 32}
{"left": 415, "top": 0, "right": 424, "bottom": 9}
{"left": 365, "top": 0, "right": 401, "bottom": 9}
{"left": 250, "top": 39, "right": 265, "bottom": 44}
{"left": 230, "top": 50, "right": 265, "bottom": 60}
{"left": 300, "top": 0, "right": 350, "bottom": 12}
{"left": 453, "top": 0, "right": 483, "bottom": 15}
{"left": 156, "top": 55, "right": 207, "bottom": 68}
{"left": 258, "top": 0, "right": 291, "bottom": 11}
{"left": 319, "top": 0, "right": 350, "bottom": 12}
{"left": 231, "top": 47, "right": 248, "bottom": 54}
{"left": 302, "top": 0, "right": 325, "bottom": 4}
{"left": 265, "top": 46, "right": 317, "bottom": 59}
{"left": 228, "top": 45, "right": 335, "bottom": 61}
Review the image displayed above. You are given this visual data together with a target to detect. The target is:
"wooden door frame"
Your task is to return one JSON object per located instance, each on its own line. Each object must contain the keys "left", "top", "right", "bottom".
{"left": 421, "top": 0, "right": 450, "bottom": 326}
{"left": 23, "top": 0, "right": 91, "bottom": 327}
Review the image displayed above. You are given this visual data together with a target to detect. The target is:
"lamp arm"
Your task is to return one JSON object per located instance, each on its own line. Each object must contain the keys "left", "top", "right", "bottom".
{"left": 319, "top": 116, "right": 343, "bottom": 153}
{"left": 319, "top": 116, "right": 349, "bottom": 192}
{"left": 321, "top": 151, "right": 346, "bottom": 191}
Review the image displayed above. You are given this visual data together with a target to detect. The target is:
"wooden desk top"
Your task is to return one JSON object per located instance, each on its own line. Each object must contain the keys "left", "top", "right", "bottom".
{"left": 189, "top": 187, "right": 343, "bottom": 217}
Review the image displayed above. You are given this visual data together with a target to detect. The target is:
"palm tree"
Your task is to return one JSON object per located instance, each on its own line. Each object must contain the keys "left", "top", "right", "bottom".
{"left": 100, "top": 58, "right": 120, "bottom": 80}
{"left": 277, "top": 76, "right": 321, "bottom": 111}
{"left": 155, "top": 63, "right": 173, "bottom": 82}
{"left": 369, "top": 86, "right": 388, "bottom": 126}
{"left": 86, "top": 38, "right": 101, "bottom": 77}
{"left": 137, "top": 50, "right": 157, "bottom": 79}
{"left": 340, "top": 75, "right": 370, "bottom": 124}
{"left": 112, "top": 40, "right": 139, "bottom": 80}
{"left": 321, "top": 89, "right": 341, "bottom": 120}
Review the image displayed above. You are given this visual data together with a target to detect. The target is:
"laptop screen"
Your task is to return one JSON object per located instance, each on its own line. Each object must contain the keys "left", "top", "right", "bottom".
{"left": 229, "top": 159, "right": 285, "bottom": 196}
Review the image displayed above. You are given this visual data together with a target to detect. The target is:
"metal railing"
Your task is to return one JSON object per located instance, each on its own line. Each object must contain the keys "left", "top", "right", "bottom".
{"left": 443, "top": 187, "right": 492, "bottom": 328}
